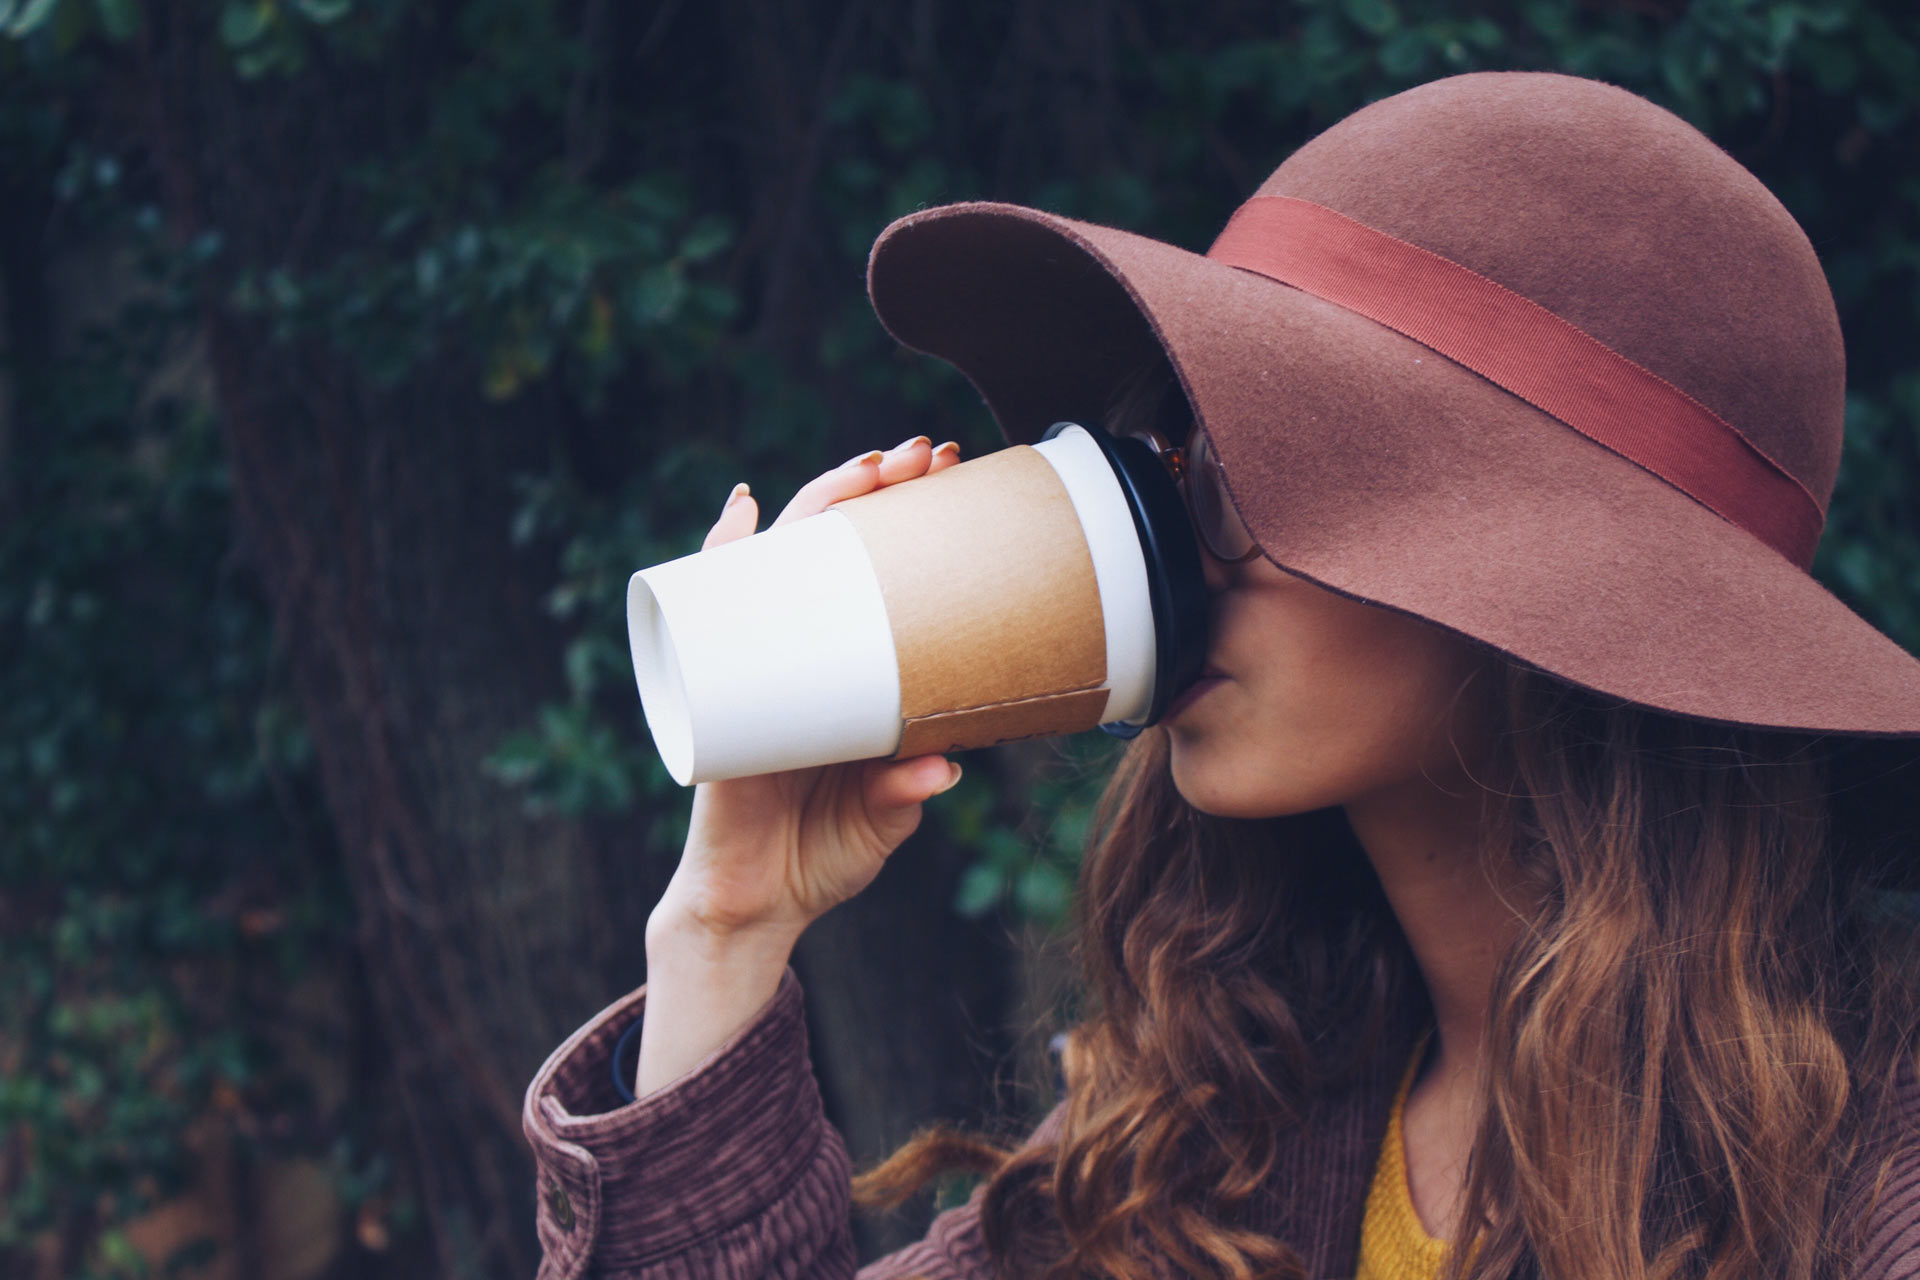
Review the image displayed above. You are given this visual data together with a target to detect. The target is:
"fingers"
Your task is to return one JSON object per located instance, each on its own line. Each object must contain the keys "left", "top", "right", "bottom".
{"left": 865, "top": 754, "right": 963, "bottom": 811}
{"left": 702, "top": 482, "right": 760, "bottom": 550}
{"left": 872, "top": 436, "right": 933, "bottom": 486}
{"left": 771, "top": 450, "right": 879, "bottom": 528}
{"left": 774, "top": 436, "right": 961, "bottom": 528}
{"left": 706, "top": 439, "right": 966, "bottom": 544}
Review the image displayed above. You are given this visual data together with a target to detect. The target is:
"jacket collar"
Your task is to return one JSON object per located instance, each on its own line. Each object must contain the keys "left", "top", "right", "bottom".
{"left": 1249, "top": 998, "right": 1428, "bottom": 1279}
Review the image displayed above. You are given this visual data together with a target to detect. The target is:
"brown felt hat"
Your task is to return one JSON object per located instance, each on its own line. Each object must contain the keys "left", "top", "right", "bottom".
{"left": 865, "top": 71, "right": 1920, "bottom": 739}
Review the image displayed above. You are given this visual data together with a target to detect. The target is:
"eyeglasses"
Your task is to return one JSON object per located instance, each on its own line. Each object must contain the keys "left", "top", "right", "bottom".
{"left": 1123, "top": 424, "right": 1260, "bottom": 564}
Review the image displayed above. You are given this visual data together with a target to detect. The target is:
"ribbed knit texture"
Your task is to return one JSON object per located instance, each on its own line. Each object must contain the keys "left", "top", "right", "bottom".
{"left": 1356, "top": 1052, "right": 1449, "bottom": 1280}
{"left": 1855, "top": 1065, "right": 1920, "bottom": 1280}
{"left": 523, "top": 969, "right": 1920, "bottom": 1279}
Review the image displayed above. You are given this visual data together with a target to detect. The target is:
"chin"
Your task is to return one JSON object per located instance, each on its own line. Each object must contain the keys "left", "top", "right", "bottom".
{"left": 1168, "top": 735, "right": 1337, "bottom": 821}
{"left": 1169, "top": 741, "right": 1281, "bottom": 820}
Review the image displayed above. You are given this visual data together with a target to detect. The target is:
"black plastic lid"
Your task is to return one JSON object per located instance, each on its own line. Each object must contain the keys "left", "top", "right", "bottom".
{"left": 1042, "top": 422, "right": 1209, "bottom": 735}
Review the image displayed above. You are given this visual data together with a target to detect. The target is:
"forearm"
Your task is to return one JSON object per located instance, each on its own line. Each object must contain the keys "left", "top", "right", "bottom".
{"left": 637, "top": 895, "right": 805, "bottom": 1098}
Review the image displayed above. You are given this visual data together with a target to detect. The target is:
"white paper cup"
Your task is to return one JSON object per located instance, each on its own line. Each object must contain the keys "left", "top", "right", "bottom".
{"left": 628, "top": 426, "right": 1161, "bottom": 785}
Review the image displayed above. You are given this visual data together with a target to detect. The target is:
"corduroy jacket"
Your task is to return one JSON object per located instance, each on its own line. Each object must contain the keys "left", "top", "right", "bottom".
{"left": 523, "top": 969, "right": 1920, "bottom": 1280}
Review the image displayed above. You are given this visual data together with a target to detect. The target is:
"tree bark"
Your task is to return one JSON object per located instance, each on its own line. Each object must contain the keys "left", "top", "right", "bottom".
{"left": 124, "top": 2, "right": 1031, "bottom": 1271}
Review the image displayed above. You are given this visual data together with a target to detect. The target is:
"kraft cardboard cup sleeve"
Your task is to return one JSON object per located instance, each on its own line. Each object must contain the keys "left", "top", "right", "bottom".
{"left": 627, "top": 425, "right": 1163, "bottom": 785}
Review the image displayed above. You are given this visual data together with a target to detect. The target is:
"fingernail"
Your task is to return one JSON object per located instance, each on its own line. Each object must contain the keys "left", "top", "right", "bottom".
{"left": 842, "top": 449, "right": 884, "bottom": 469}
{"left": 890, "top": 435, "right": 931, "bottom": 455}
{"left": 932, "top": 761, "right": 963, "bottom": 795}
{"left": 722, "top": 481, "right": 750, "bottom": 510}
{"left": 932, "top": 441, "right": 960, "bottom": 460}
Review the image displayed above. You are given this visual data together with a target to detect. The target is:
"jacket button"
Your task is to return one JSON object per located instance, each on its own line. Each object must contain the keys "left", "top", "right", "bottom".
{"left": 547, "top": 1182, "right": 575, "bottom": 1233}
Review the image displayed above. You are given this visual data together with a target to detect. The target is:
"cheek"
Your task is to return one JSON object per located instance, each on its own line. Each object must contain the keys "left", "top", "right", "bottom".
{"left": 1167, "top": 597, "right": 1490, "bottom": 818}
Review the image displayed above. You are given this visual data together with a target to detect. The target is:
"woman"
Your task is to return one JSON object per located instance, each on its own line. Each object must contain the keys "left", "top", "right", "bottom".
{"left": 524, "top": 72, "right": 1920, "bottom": 1279}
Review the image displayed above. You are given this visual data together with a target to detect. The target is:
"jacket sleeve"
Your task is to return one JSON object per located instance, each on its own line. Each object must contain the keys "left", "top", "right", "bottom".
{"left": 1853, "top": 1062, "right": 1920, "bottom": 1280}
{"left": 523, "top": 967, "right": 1058, "bottom": 1280}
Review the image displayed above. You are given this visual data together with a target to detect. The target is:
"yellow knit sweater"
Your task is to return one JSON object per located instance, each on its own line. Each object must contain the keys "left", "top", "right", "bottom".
{"left": 1354, "top": 1054, "right": 1451, "bottom": 1280}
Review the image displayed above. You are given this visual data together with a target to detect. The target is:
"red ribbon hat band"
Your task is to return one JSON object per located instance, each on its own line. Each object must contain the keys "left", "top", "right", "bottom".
{"left": 1206, "top": 196, "right": 1826, "bottom": 568}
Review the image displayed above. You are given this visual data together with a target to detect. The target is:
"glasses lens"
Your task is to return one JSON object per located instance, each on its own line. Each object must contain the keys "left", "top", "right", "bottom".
{"left": 1187, "top": 430, "right": 1256, "bottom": 561}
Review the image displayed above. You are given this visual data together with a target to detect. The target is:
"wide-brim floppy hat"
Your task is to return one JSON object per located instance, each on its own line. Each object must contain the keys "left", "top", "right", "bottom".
{"left": 864, "top": 71, "right": 1920, "bottom": 745}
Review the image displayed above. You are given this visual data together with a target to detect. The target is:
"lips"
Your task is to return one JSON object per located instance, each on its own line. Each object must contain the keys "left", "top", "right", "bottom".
{"left": 1165, "top": 670, "right": 1229, "bottom": 720}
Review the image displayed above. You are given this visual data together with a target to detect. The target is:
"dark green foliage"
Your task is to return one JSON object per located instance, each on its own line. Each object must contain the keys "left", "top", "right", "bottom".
{"left": 0, "top": 161, "right": 352, "bottom": 1276}
{"left": 950, "top": 736, "right": 1120, "bottom": 931}
{"left": 3, "top": 1, "right": 1917, "bottom": 1275}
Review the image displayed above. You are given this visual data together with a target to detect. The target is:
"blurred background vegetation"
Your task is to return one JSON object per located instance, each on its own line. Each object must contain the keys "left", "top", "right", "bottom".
{"left": 0, "top": 0, "right": 1914, "bottom": 1276}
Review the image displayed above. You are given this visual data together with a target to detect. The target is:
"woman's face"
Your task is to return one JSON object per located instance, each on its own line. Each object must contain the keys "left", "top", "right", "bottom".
{"left": 1164, "top": 546, "right": 1504, "bottom": 822}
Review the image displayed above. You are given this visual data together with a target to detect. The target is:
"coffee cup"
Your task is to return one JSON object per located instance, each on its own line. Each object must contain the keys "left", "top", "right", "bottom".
{"left": 626, "top": 422, "right": 1207, "bottom": 785}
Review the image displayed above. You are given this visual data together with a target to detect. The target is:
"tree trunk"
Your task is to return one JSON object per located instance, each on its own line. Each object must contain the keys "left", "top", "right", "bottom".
{"left": 125, "top": 3, "right": 1030, "bottom": 1272}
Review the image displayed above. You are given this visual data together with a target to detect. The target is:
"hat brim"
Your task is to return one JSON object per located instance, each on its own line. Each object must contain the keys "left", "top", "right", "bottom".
{"left": 867, "top": 202, "right": 1920, "bottom": 737}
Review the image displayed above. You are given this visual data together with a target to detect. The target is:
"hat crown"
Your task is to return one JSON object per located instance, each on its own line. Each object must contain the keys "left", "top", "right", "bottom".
{"left": 1257, "top": 72, "right": 1844, "bottom": 506}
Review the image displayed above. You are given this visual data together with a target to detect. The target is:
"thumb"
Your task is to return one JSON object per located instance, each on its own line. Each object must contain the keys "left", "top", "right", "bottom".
{"left": 702, "top": 482, "right": 759, "bottom": 550}
{"left": 865, "top": 754, "right": 964, "bottom": 813}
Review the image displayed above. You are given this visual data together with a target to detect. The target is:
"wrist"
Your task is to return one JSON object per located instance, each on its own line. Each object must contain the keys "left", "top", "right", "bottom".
{"left": 646, "top": 888, "right": 805, "bottom": 971}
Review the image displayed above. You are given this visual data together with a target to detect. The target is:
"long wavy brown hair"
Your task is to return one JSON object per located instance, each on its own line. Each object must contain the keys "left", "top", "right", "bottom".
{"left": 854, "top": 657, "right": 1920, "bottom": 1280}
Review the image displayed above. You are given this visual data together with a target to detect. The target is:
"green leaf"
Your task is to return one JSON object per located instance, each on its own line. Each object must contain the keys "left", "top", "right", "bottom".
{"left": 2, "top": 0, "right": 61, "bottom": 38}
{"left": 1378, "top": 28, "right": 1428, "bottom": 77}
{"left": 93, "top": 0, "right": 136, "bottom": 40}
{"left": 219, "top": 0, "right": 271, "bottom": 49}
{"left": 1798, "top": 3, "right": 1852, "bottom": 36}
{"left": 98, "top": 1227, "right": 144, "bottom": 1268}
{"left": 292, "top": 0, "right": 350, "bottom": 22}
{"left": 235, "top": 41, "right": 293, "bottom": 78}
{"left": 481, "top": 733, "right": 545, "bottom": 787}
{"left": 1859, "top": 95, "right": 1908, "bottom": 135}
{"left": 1832, "top": 539, "right": 1881, "bottom": 597}
{"left": 630, "top": 266, "right": 687, "bottom": 323}
{"left": 954, "top": 864, "right": 1004, "bottom": 918}
{"left": 562, "top": 637, "right": 599, "bottom": 699}
{"left": 1342, "top": 0, "right": 1398, "bottom": 38}
{"left": 1461, "top": 17, "right": 1505, "bottom": 50}
{"left": 1014, "top": 864, "right": 1071, "bottom": 925}
{"left": 679, "top": 216, "right": 732, "bottom": 265}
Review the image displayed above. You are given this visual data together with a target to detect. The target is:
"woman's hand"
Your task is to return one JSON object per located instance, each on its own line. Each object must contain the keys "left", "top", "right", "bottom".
{"left": 657, "top": 434, "right": 967, "bottom": 944}
{"left": 637, "top": 435, "right": 964, "bottom": 1096}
